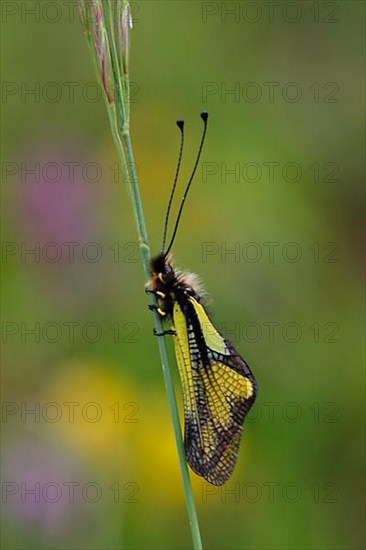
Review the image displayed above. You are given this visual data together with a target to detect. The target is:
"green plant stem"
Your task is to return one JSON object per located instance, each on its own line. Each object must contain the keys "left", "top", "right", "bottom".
{"left": 110, "top": 112, "right": 203, "bottom": 550}
{"left": 81, "top": 2, "right": 203, "bottom": 543}
{"left": 101, "top": 0, "right": 126, "bottom": 124}
{"left": 119, "top": 129, "right": 203, "bottom": 550}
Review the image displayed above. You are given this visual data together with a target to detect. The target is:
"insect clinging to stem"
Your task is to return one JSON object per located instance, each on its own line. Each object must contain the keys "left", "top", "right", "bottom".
{"left": 146, "top": 112, "right": 257, "bottom": 486}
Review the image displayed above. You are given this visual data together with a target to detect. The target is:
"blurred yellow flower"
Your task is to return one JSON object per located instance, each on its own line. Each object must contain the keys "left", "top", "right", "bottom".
{"left": 39, "top": 360, "right": 199, "bottom": 506}
{"left": 40, "top": 359, "right": 139, "bottom": 465}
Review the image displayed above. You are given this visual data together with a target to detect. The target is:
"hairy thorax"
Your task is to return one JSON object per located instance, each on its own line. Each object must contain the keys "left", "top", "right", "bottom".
{"left": 147, "top": 253, "right": 205, "bottom": 316}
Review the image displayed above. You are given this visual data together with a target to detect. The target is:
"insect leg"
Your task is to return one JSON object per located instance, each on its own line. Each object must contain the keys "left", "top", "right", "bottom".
{"left": 145, "top": 288, "right": 166, "bottom": 299}
{"left": 148, "top": 304, "right": 167, "bottom": 317}
{"left": 153, "top": 328, "right": 176, "bottom": 337}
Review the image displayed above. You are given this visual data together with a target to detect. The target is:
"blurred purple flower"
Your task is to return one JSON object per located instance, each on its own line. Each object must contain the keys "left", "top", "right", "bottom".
{"left": 3, "top": 439, "right": 83, "bottom": 529}
{"left": 14, "top": 141, "right": 114, "bottom": 312}
{"left": 21, "top": 144, "right": 96, "bottom": 245}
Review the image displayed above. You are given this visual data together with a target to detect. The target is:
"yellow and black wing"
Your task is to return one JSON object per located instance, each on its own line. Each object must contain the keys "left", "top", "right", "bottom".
{"left": 172, "top": 297, "right": 257, "bottom": 485}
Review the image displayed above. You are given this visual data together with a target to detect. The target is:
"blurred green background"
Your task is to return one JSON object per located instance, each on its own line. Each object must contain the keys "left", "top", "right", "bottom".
{"left": 1, "top": 1, "right": 365, "bottom": 549}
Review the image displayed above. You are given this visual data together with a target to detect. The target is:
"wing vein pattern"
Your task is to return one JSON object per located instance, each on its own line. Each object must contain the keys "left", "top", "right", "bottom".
{"left": 173, "top": 297, "right": 257, "bottom": 485}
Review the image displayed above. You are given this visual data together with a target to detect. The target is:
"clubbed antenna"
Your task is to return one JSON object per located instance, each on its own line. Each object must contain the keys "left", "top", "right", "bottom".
{"left": 165, "top": 112, "right": 209, "bottom": 255}
{"left": 160, "top": 119, "right": 185, "bottom": 253}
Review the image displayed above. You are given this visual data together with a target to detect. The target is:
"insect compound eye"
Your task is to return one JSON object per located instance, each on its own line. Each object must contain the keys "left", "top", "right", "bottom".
{"left": 163, "top": 264, "right": 174, "bottom": 282}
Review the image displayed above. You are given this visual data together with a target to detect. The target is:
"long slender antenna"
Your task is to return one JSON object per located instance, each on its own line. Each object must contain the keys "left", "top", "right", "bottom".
{"left": 164, "top": 112, "right": 208, "bottom": 256}
{"left": 160, "top": 120, "right": 185, "bottom": 253}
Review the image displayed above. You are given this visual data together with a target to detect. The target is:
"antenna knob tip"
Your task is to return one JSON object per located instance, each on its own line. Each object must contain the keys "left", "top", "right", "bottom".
{"left": 176, "top": 119, "right": 184, "bottom": 130}
{"left": 200, "top": 111, "right": 209, "bottom": 122}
